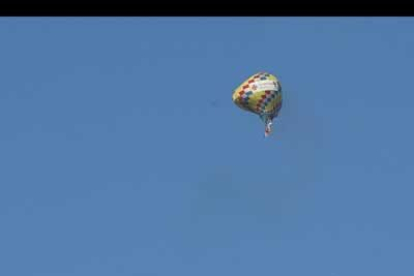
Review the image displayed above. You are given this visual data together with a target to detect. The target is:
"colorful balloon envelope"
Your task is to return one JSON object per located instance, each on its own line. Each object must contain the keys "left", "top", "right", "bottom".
{"left": 232, "top": 72, "right": 282, "bottom": 137}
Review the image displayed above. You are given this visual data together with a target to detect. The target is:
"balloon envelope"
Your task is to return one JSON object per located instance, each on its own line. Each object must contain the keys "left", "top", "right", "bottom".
{"left": 232, "top": 72, "right": 282, "bottom": 137}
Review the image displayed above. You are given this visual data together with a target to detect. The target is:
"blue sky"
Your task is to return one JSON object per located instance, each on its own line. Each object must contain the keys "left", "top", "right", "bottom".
{"left": 1, "top": 17, "right": 414, "bottom": 276}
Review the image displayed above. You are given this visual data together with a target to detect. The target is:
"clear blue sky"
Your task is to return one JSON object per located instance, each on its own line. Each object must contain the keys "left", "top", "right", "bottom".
{"left": 1, "top": 17, "right": 414, "bottom": 276}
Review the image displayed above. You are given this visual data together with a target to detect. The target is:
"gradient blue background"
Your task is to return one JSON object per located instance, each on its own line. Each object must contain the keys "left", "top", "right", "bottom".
{"left": 1, "top": 17, "right": 413, "bottom": 275}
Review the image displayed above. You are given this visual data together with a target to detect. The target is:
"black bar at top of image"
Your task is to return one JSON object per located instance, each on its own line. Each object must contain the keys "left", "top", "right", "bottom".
{"left": 0, "top": 2, "right": 413, "bottom": 16}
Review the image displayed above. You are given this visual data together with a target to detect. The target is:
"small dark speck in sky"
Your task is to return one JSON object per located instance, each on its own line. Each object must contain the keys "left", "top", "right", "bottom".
{"left": 210, "top": 100, "right": 220, "bottom": 108}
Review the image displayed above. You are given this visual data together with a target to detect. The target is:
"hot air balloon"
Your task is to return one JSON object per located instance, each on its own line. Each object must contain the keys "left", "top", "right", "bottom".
{"left": 232, "top": 72, "right": 282, "bottom": 137}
